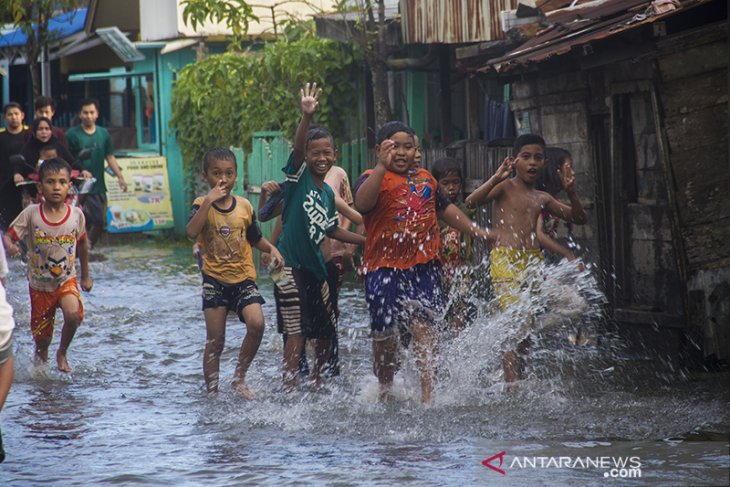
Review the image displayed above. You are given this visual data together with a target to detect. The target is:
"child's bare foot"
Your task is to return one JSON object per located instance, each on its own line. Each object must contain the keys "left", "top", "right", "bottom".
{"left": 232, "top": 380, "right": 256, "bottom": 400}
{"left": 56, "top": 351, "right": 72, "bottom": 373}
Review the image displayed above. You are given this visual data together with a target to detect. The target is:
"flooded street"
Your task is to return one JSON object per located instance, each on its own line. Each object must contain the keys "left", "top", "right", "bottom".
{"left": 1, "top": 241, "right": 728, "bottom": 486}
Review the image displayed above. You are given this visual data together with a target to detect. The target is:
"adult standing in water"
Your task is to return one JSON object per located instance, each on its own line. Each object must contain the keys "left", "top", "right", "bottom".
{"left": 66, "top": 98, "right": 127, "bottom": 248}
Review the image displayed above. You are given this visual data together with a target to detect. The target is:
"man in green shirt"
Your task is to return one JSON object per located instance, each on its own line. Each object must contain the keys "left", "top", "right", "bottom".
{"left": 66, "top": 98, "right": 127, "bottom": 247}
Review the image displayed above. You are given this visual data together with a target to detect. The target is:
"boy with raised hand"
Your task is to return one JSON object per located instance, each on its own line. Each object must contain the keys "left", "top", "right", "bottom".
{"left": 3, "top": 158, "right": 92, "bottom": 373}
{"left": 465, "top": 134, "right": 587, "bottom": 383}
{"left": 186, "top": 147, "right": 283, "bottom": 399}
{"left": 355, "top": 121, "right": 495, "bottom": 404}
{"left": 274, "top": 83, "right": 365, "bottom": 390}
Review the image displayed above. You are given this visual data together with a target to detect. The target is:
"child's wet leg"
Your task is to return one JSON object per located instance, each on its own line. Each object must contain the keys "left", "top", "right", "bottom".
{"left": 283, "top": 334, "right": 305, "bottom": 390}
{"left": 310, "top": 339, "right": 331, "bottom": 388}
{"left": 372, "top": 330, "right": 398, "bottom": 401}
{"left": 233, "top": 304, "right": 265, "bottom": 400}
{"left": 411, "top": 318, "right": 436, "bottom": 404}
{"left": 57, "top": 294, "right": 82, "bottom": 373}
{"left": 34, "top": 338, "right": 50, "bottom": 365}
{"left": 203, "top": 307, "right": 227, "bottom": 393}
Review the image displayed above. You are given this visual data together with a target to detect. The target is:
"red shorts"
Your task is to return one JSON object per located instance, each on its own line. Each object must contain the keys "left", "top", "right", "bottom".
{"left": 29, "top": 278, "right": 84, "bottom": 344}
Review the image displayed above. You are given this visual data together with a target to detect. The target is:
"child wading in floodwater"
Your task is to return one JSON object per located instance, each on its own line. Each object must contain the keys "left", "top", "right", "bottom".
{"left": 355, "top": 121, "right": 495, "bottom": 404}
{"left": 465, "top": 134, "right": 587, "bottom": 383}
{"left": 187, "top": 147, "right": 284, "bottom": 398}
{"left": 4, "top": 158, "right": 92, "bottom": 373}
{"left": 272, "top": 83, "right": 365, "bottom": 391}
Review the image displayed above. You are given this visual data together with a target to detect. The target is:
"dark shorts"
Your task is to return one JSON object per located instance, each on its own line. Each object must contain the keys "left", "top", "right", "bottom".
{"left": 82, "top": 193, "right": 107, "bottom": 227}
{"left": 274, "top": 267, "right": 336, "bottom": 340}
{"left": 202, "top": 274, "right": 265, "bottom": 321}
{"left": 364, "top": 261, "right": 444, "bottom": 333}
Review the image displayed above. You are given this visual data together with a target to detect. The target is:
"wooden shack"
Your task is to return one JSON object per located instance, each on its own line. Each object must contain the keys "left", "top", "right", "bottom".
{"left": 468, "top": 0, "right": 729, "bottom": 362}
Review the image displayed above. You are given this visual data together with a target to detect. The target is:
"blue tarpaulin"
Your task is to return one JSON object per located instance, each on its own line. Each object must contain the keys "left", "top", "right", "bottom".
{"left": 0, "top": 8, "right": 87, "bottom": 48}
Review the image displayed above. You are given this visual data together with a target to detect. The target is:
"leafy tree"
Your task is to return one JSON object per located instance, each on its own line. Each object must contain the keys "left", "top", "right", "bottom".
{"left": 2, "top": 0, "right": 83, "bottom": 97}
{"left": 170, "top": 22, "right": 359, "bottom": 196}
{"left": 181, "top": 0, "right": 258, "bottom": 49}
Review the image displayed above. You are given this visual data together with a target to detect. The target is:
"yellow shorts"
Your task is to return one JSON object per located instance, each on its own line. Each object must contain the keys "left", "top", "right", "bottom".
{"left": 489, "top": 247, "right": 544, "bottom": 310}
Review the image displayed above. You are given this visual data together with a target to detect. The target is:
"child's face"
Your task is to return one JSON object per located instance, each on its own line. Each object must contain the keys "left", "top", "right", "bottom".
{"left": 306, "top": 137, "right": 336, "bottom": 179}
{"left": 204, "top": 158, "right": 237, "bottom": 194}
{"left": 40, "top": 149, "right": 58, "bottom": 161}
{"left": 378, "top": 131, "right": 415, "bottom": 174}
{"left": 438, "top": 172, "right": 462, "bottom": 203}
{"left": 38, "top": 169, "right": 71, "bottom": 204}
{"left": 513, "top": 144, "right": 545, "bottom": 184}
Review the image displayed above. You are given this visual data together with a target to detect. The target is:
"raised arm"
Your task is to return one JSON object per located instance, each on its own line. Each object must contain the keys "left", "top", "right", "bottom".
{"left": 186, "top": 182, "right": 228, "bottom": 238}
{"left": 464, "top": 156, "right": 514, "bottom": 208}
{"left": 354, "top": 139, "right": 394, "bottom": 213}
{"left": 292, "top": 82, "right": 322, "bottom": 170}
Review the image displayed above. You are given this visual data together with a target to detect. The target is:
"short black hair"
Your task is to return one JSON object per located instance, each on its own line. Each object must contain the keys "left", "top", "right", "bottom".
{"left": 31, "top": 116, "right": 53, "bottom": 133}
{"left": 306, "top": 124, "right": 335, "bottom": 151}
{"left": 38, "top": 158, "right": 72, "bottom": 181}
{"left": 202, "top": 147, "right": 237, "bottom": 173}
{"left": 376, "top": 121, "right": 414, "bottom": 144}
{"left": 431, "top": 157, "right": 462, "bottom": 181}
{"left": 34, "top": 96, "right": 55, "bottom": 112}
{"left": 537, "top": 147, "right": 572, "bottom": 194}
{"left": 79, "top": 97, "right": 100, "bottom": 112}
{"left": 3, "top": 102, "right": 23, "bottom": 115}
{"left": 513, "top": 133, "right": 546, "bottom": 155}
{"left": 39, "top": 145, "right": 58, "bottom": 157}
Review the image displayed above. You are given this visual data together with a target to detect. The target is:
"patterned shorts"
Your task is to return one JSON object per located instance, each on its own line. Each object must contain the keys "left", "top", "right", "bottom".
{"left": 201, "top": 274, "right": 265, "bottom": 321}
{"left": 30, "top": 278, "right": 84, "bottom": 344}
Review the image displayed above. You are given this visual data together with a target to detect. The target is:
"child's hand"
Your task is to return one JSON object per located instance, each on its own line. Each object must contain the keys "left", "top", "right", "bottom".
{"left": 269, "top": 247, "right": 285, "bottom": 270}
{"left": 300, "top": 82, "right": 322, "bottom": 116}
{"left": 206, "top": 180, "right": 228, "bottom": 203}
{"left": 494, "top": 156, "right": 515, "bottom": 181}
{"left": 80, "top": 276, "right": 93, "bottom": 292}
{"left": 4, "top": 242, "right": 20, "bottom": 258}
{"left": 261, "top": 252, "right": 272, "bottom": 268}
{"left": 559, "top": 163, "right": 577, "bottom": 193}
{"left": 261, "top": 180, "right": 282, "bottom": 195}
{"left": 376, "top": 139, "right": 395, "bottom": 168}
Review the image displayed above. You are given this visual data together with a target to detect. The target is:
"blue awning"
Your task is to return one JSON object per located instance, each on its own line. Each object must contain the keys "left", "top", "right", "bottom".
{"left": 0, "top": 8, "right": 88, "bottom": 49}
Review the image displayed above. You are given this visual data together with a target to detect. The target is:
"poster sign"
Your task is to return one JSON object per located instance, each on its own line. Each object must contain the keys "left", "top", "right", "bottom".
{"left": 105, "top": 155, "right": 174, "bottom": 233}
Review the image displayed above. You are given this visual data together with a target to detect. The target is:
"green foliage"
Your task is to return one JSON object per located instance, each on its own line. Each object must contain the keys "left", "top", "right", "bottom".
{"left": 170, "top": 22, "right": 360, "bottom": 185}
{"left": 181, "top": 0, "right": 258, "bottom": 49}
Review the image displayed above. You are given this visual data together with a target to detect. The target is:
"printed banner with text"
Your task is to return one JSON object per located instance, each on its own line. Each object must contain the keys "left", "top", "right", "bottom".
{"left": 105, "top": 156, "right": 174, "bottom": 233}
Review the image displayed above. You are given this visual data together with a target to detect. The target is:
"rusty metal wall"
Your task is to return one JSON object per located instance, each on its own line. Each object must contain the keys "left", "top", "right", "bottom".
{"left": 400, "top": 0, "right": 517, "bottom": 44}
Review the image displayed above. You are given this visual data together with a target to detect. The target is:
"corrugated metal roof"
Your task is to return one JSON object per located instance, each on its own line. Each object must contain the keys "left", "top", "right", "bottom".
{"left": 481, "top": 0, "right": 714, "bottom": 72}
{"left": 401, "top": 0, "right": 518, "bottom": 44}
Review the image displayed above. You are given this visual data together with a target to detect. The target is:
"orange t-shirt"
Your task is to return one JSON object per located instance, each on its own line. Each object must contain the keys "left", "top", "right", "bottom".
{"left": 360, "top": 168, "right": 442, "bottom": 273}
